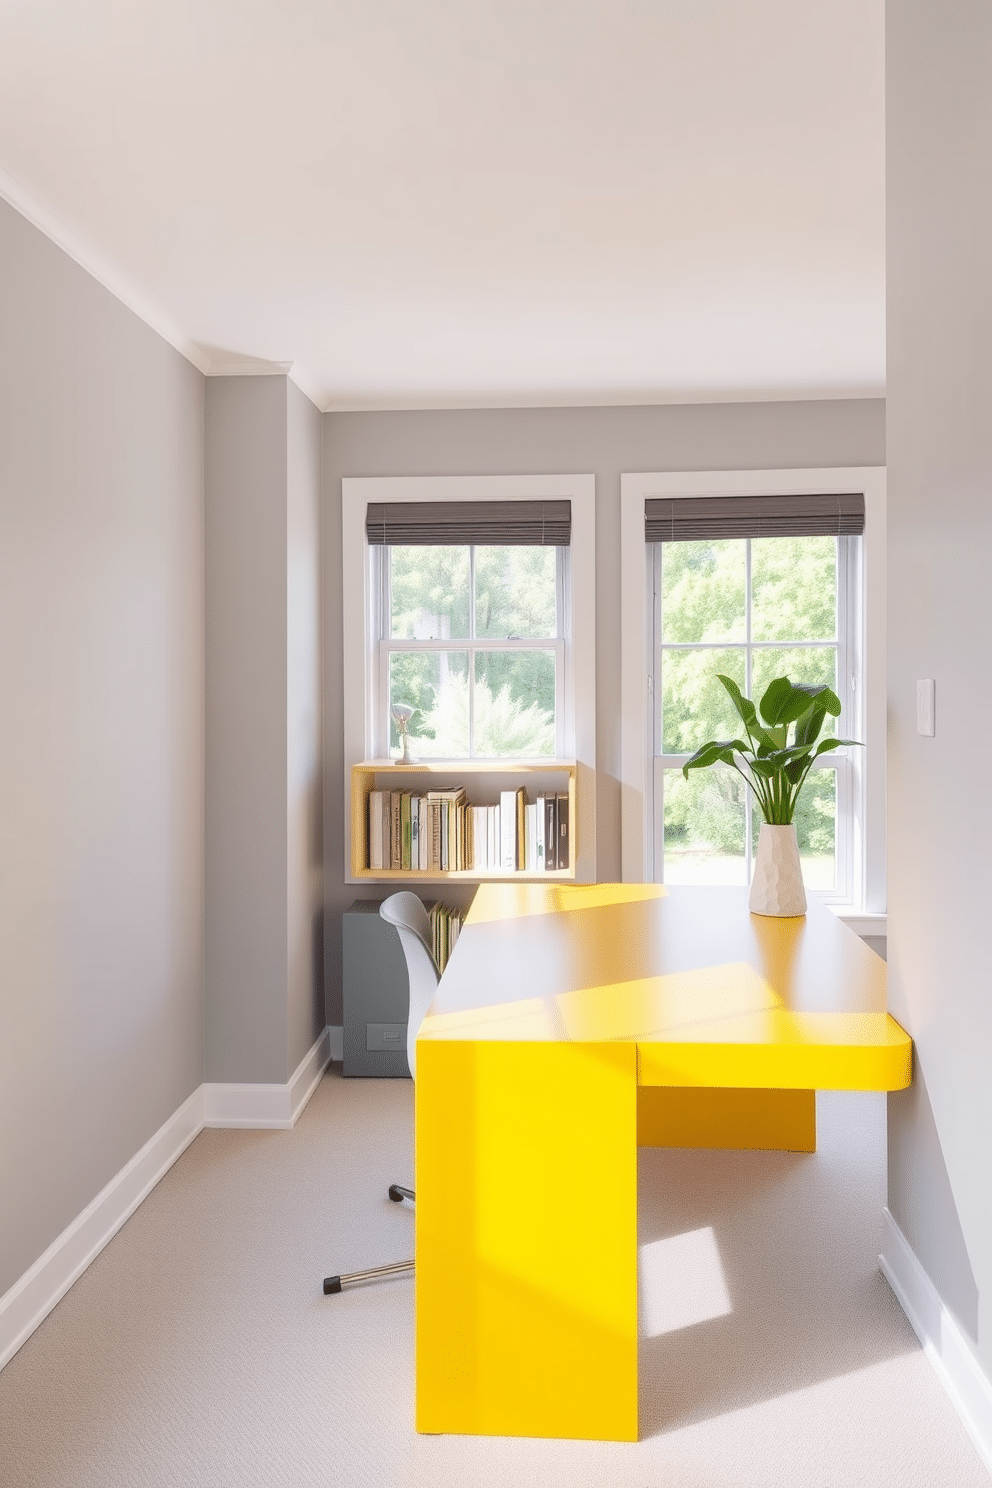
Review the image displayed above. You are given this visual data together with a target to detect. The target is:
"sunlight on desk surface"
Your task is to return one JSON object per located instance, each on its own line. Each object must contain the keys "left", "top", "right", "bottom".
{"left": 422, "top": 882, "right": 911, "bottom": 1091}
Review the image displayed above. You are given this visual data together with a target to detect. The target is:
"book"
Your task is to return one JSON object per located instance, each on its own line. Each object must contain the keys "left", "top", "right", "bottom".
{"left": 525, "top": 801, "right": 537, "bottom": 873}
{"left": 557, "top": 791, "right": 569, "bottom": 871}
{"left": 500, "top": 790, "right": 518, "bottom": 871}
{"left": 410, "top": 794, "right": 420, "bottom": 871}
{"left": 534, "top": 795, "right": 545, "bottom": 871}
{"left": 401, "top": 792, "right": 413, "bottom": 871}
{"left": 390, "top": 792, "right": 402, "bottom": 870}
{"left": 418, "top": 797, "right": 428, "bottom": 870}
{"left": 544, "top": 793, "right": 558, "bottom": 871}
{"left": 515, "top": 788, "right": 526, "bottom": 871}
{"left": 368, "top": 791, "right": 384, "bottom": 871}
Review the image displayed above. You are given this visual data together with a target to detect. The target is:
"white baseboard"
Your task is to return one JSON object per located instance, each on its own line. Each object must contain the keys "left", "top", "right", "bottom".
{"left": 880, "top": 1206, "right": 992, "bottom": 1474}
{"left": 0, "top": 1086, "right": 204, "bottom": 1374}
{"left": 203, "top": 1027, "right": 334, "bottom": 1129}
{"left": 0, "top": 1027, "right": 338, "bottom": 1374}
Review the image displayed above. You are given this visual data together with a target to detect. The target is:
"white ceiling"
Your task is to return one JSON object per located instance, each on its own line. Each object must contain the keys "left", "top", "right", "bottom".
{"left": 0, "top": 0, "right": 885, "bottom": 411}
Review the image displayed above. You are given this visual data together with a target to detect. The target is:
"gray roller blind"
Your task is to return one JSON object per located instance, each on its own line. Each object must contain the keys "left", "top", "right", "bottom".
{"left": 644, "top": 492, "right": 865, "bottom": 542}
{"left": 366, "top": 499, "right": 571, "bottom": 547}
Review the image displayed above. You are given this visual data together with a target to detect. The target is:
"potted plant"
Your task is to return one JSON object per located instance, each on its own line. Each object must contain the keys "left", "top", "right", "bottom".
{"left": 682, "top": 675, "right": 860, "bottom": 916}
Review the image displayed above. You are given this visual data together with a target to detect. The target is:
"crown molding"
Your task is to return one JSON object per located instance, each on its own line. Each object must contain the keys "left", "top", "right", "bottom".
{"left": 0, "top": 164, "right": 210, "bottom": 375}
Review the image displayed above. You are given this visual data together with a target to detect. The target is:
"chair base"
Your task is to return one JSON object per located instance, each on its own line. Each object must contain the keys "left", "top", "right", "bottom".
{"left": 323, "top": 1182, "right": 415, "bottom": 1296}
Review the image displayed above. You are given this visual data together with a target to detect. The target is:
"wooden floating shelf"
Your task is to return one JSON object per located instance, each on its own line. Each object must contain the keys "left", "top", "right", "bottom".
{"left": 350, "top": 759, "right": 577, "bottom": 883}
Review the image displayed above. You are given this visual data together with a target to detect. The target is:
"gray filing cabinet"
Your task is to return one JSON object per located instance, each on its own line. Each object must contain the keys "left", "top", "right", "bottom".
{"left": 342, "top": 900, "right": 412, "bottom": 1077}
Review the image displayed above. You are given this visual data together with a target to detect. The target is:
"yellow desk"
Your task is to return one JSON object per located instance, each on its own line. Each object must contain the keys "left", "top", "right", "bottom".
{"left": 415, "top": 883, "right": 911, "bottom": 1443}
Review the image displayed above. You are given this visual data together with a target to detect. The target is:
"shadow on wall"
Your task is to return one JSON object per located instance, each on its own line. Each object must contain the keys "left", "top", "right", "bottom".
{"left": 887, "top": 1063, "right": 980, "bottom": 1347}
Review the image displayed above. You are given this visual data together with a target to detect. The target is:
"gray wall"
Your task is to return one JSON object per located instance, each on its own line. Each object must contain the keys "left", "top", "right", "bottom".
{"left": 205, "top": 375, "right": 323, "bottom": 1083}
{"left": 321, "top": 399, "right": 885, "bottom": 1021}
{"left": 286, "top": 383, "right": 325, "bottom": 1071}
{"left": 885, "top": 1, "right": 992, "bottom": 1364}
{"left": 0, "top": 198, "right": 205, "bottom": 1297}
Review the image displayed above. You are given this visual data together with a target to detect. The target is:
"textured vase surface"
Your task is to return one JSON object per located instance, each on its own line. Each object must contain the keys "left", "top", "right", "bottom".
{"left": 749, "top": 823, "right": 807, "bottom": 917}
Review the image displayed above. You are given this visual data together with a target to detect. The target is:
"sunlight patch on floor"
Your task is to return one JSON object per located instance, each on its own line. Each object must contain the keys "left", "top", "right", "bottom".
{"left": 638, "top": 1226, "right": 732, "bottom": 1338}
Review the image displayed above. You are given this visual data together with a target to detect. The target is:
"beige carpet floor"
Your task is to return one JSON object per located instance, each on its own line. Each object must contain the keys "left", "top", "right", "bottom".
{"left": 0, "top": 1067, "right": 988, "bottom": 1487}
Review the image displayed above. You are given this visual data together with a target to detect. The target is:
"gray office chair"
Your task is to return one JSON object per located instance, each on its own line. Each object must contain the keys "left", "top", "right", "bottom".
{"left": 323, "top": 891, "right": 440, "bottom": 1296}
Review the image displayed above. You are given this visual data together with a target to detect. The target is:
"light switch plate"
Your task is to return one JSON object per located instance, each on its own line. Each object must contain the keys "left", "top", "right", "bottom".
{"left": 917, "top": 679, "right": 935, "bottom": 736}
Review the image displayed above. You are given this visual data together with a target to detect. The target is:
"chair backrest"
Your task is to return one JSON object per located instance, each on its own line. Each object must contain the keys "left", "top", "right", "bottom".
{"left": 379, "top": 893, "right": 440, "bottom": 1081}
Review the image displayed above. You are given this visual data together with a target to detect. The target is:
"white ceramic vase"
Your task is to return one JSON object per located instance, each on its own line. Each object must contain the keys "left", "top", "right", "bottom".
{"left": 749, "top": 823, "right": 807, "bottom": 917}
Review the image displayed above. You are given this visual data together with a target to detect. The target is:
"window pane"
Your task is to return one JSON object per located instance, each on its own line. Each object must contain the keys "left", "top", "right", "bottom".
{"left": 661, "top": 647, "right": 746, "bottom": 755}
{"left": 751, "top": 769, "right": 836, "bottom": 891}
{"left": 664, "top": 766, "right": 747, "bottom": 885}
{"left": 389, "top": 546, "right": 470, "bottom": 640}
{"left": 661, "top": 540, "right": 746, "bottom": 644}
{"left": 475, "top": 546, "right": 557, "bottom": 639}
{"left": 751, "top": 536, "right": 836, "bottom": 643}
{"left": 389, "top": 651, "right": 469, "bottom": 757}
{"left": 751, "top": 647, "right": 837, "bottom": 711}
{"left": 473, "top": 651, "right": 556, "bottom": 757}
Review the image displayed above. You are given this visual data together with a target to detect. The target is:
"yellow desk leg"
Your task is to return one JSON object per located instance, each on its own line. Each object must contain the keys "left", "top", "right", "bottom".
{"left": 416, "top": 1039, "right": 639, "bottom": 1441}
{"left": 637, "top": 1086, "right": 816, "bottom": 1153}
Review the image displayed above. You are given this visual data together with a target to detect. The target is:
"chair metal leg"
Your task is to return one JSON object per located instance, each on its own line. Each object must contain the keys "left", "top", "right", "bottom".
{"left": 323, "top": 1258, "right": 414, "bottom": 1294}
{"left": 322, "top": 1182, "right": 416, "bottom": 1296}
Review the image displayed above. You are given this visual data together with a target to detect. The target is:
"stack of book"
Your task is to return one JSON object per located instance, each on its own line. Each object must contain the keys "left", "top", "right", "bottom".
{"left": 367, "top": 786, "right": 570, "bottom": 874}
{"left": 429, "top": 901, "right": 465, "bottom": 973}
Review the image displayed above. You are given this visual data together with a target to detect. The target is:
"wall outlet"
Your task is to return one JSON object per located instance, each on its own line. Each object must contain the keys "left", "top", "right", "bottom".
{"left": 916, "top": 679, "right": 935, "bottom": 736}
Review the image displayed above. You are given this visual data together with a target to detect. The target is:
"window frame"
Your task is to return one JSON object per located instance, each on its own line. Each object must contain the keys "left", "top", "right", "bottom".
{"left": 620, "top": 467, "right": 886, "bottom": 916}
{"left": 341, "top": 473, "right": 597, "bottom": 882}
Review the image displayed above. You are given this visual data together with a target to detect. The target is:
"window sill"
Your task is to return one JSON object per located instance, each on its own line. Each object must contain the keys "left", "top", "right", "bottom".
{"left": 831, "top": 908, "right": 887, "bottom": 939}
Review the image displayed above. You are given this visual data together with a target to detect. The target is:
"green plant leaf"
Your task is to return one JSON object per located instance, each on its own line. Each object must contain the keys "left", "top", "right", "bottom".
{"left": 714, "top": 677, "right": 781, "bottom": 750}
{"left": 794, "top": 704, "right": 826, "bottom": 749}
{"left": 760, "top": 677, "right": 841, "bottom": 727}
{"left": 757, "top": 676, "right": 795, "bottom": 726}
{"left": 792, "top": 682, "right": 842, "bottom": 717}
{"left": 716, "top": 674, "right": 758, "bottom": 728}
{"left": 681, "top": 739, "right": 744, "bottom": 777}
{"left": 764, "top": 743, "right": 818, "bottom": 766}
{"left": 813, "top": 736, "right": 862, "bottom": 756}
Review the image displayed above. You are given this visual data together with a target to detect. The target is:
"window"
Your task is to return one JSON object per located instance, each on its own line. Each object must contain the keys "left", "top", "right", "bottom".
{"left": 378, "top": 543, "right": 564, "bottom": 758}
{"left": 341, "top": 474, "right": 598, "bottom": 879}
{"left": 653, "top": 530, "right": 857, "bottom": 896}
{"left": 364, "top": 495, "right": 571, "bottom": 760}
{"left": 620, "top": 469, "right": 886, "bottom": 913}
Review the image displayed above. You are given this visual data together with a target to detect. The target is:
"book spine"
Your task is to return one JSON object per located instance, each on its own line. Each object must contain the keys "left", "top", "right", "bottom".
{"left": 525, "top": 802, "right": 537, "bottom": 873}
{"left": 430, "top": 802, "right": 441, "bottom": 871}
{"left": 516, "top": 788, "right": 526, "bottom": 871}
{"left": 544, "top": 793, "right": 558, "bottom": 871}
{"left": 500, "top": 790, "right": 517, "bottom": 871}
{"left": 410, "top": 795, "right": 419, "bottom": 872}
{"left": 391, "top": 793, "right": 401, "bottom": 870}
{"left": 418, "top": 798, "right": 428, "bottom": 870}
{"left": 535, "top": 795, "right": 545, "bottom": 871}
{"left": 557, "top": 791, "right": 569, "bottom": 871}
{"left": 369, "top": 791, "right": 383, "bottom": 871}
{"left": 401, "top": 793, "right": 412, "bottom": 871}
